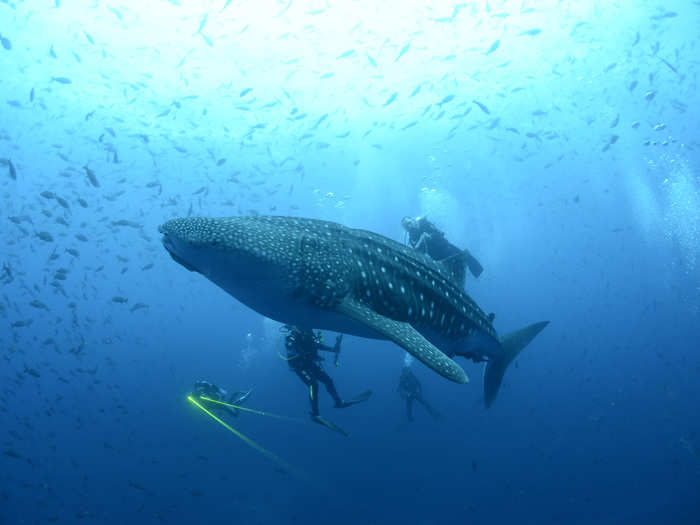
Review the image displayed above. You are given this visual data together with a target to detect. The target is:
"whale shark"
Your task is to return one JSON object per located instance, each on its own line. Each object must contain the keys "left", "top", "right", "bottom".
{"left": 159, "top": 216, "right": 548, "bottom": 407}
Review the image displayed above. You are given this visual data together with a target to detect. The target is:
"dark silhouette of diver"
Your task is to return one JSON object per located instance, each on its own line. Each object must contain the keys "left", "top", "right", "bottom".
{"left": 398, "top": 366, "right": 440, "bottom": 422}
{"left": 192, "top": 379, "right": 252, "bottom": 417}
{"left": 283, "top": 325, "right": 372, "bottom": 435}
{"left": 401, "top": 215, "right": 483, "bottom": 287}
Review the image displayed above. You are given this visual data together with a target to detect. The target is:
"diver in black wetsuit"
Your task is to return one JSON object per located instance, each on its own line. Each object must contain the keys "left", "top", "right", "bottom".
{"left": 192, "top": 380, "right": 252, "bottom": 417}
{"left": 283, "top": 325, "right": 371, "bottom": 434}
{"left": 398, "top": 366, "right": 440, "bottom": 423}
{"left": 401, "top": 215, "right": 483, "bottom": 285}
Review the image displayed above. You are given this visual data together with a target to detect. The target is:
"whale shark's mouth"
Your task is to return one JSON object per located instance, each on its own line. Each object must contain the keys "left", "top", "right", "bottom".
{"left": 160, "top": 229, "right": 199, "bottom": 273}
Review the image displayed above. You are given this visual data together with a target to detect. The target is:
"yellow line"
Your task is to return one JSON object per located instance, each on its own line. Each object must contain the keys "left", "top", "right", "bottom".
{"left": 187, "top": 396, "right": 309, "bottom": 481}
{"left": 198, "top": 396, "right": 306, "bottom": 424}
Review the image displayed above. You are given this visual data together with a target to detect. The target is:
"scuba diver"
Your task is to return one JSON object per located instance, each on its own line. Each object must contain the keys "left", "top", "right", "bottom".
{"left": 398, "top": 364, "right": 440, "bottom": 423}
{"left": 192, "top": 380, "right": 252, "bottom": 417}
{"left": 400, "top": 215, "right": 483, "bottom": 286}
{"left": 282, "top": 325, "right": 372, "bottom": 436}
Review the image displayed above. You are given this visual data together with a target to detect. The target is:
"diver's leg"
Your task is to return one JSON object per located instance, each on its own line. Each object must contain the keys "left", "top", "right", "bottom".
{"left": 415, "top": 394, "right": 440, "bottom": 420}
{"left": 315, "top": 367, "right": 345, "bottom": 408}
{"left": 309, "top": 380, "right": 320, "bottom": 416}
{"left": 294, "top": 367, "right": 320, "bottom": 416}
{"left": 406, "top": 397, "right": 414, "bottom": 422}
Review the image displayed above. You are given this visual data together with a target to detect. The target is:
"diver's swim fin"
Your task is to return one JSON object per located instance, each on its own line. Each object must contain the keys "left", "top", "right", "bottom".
{"left": 341, "top": 389, "right": 373, "bottom": 407}
{"left": 463, "top": 249, "right": 483, "bottom": 279}
{"left": 311, "top": 415, "right": 349, "bottom": 437}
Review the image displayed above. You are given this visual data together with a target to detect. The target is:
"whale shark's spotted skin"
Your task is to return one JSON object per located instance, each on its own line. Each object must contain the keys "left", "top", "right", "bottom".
{"left": 160, "top": 216, "right": 547, "bottom": 403}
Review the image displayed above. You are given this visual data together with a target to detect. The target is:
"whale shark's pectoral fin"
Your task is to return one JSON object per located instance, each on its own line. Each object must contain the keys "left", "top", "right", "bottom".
{"left": 336, "top": 297, "right": 468, "bottom": 384}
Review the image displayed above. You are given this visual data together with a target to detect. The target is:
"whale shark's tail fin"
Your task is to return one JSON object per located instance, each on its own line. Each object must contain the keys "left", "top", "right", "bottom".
{"left": 483, "top": 321, "right": 549, "bottom": 408}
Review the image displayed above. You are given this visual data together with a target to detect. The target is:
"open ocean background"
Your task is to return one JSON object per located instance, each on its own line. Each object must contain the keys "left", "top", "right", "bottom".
{"left": 1, "top": 1, "right": 699, "bottom": 524}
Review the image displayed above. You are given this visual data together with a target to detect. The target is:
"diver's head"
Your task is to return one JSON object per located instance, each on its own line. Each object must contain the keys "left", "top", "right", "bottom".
{"left": 401, "top": 216, "right": 419, "bottom": 233}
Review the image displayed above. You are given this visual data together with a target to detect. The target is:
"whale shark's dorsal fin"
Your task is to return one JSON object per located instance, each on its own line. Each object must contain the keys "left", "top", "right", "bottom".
{"left": 336, "top": 296, "right": 468, "bottom": 384}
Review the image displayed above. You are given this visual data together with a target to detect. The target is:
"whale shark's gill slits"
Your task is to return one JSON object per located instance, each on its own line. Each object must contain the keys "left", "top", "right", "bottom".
{"left": 296, "top": 231, "right": 352, "bottom": 309}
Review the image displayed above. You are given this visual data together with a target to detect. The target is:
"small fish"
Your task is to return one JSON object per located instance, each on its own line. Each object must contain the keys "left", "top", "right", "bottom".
{"left": 84, "top": 165, "right": 100, "bottom": 187}
{"left": 24, "top": 365, "right": 40, "bottom": 378}
{"left": 142, "top": 263, "right": 154, "bottom": 270}
{"left": 383, "top": 92, "right": 398, "bottom": 107}
{"left": 472, "top": 100, "right": 490, "bottom": 114}
{"left": 77, "top": 198, "right": 88, "bottom": 208}
{"left": 108, "top": 7, "right": 123, "bottom": 19}
{"left": 3, "top": 450, "right": 22, "bottom": 459}
{"left": 49, "top": 44, "right": 57, "bottom": 58}
{"left": 485, "top": 40, "right": 500, "bottom": 55}
{"left": 30, "top": 299, "right": 48, "bottom": 310}
{"left": 12, "top": 319, "right": 33, "bottom": 328}
{"left": 36, "top": 231, "right": 54, "bottom": 242}
{"left": 519, "top": 28, "right": 542, "bottom": 37}
{"left": 6, "top": 159, "right": 17, "bottom": 180}
{"left": 240, "top": 87, "right": 252, "bottom": 97}
{"left": 65, "top": 248, "right": 79, "bottom": 257}
{"left": 659, "top": 57, "right": 679, "bottom": 76}
{"left": 337, "top": 49, "right": 355, "bottom": 59}
{"left": 409, "top": 84, "right": 422, "bottom": 98}
{"left": 30, "top": 87, "right": 35, "bottom": 102}
{"left": 51, "top": 76, "right": 72, "bottom": 84}
{"left": 395, "top": 43, "right": 410, "bottom": 62}
{"left": 0, "top": 34, "right": 11, "bottom": 51}
{"left": 197, "top": 13, "right": 208, "bottom": 33}
{"left": 651, "top": 11, "right": 677, "bottom": 20}
{"left": 84, "top": 31, "right": 94, "bottom": 44}
{"left": 112, "top": 219, "right": 141, "bottom": 228}
{"left": 112, "top": 296, "right": 128, "bottom": 304}
{"left": 200, "top": 33, "right": 213, "bottom": 47}
{"left": 312, "top": 113, "right": 328, "bottom": 129}
{"left": 437, "top": 94, "right": 455, "bottom": 106}
{"left": 610, "top": 114, "right": 619, "bottom": 128}
{"left": 130, "top": 303, "right": 149, "bottom": 312}
{"left": 644, "top": 91, "right": 656, "bottom": 102}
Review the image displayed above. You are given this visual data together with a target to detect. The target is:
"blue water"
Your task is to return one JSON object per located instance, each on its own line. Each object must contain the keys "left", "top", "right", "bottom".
{"left": 1, "top": 1, "right": 699, "bottom": 523}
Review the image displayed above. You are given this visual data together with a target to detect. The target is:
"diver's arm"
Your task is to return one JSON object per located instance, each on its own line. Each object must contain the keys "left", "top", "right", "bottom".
{"left": 413, "top": 232, "right": 431, "bottom": 253}
{"left": 318, "top": 334, "right": 342, "bottom": 353}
